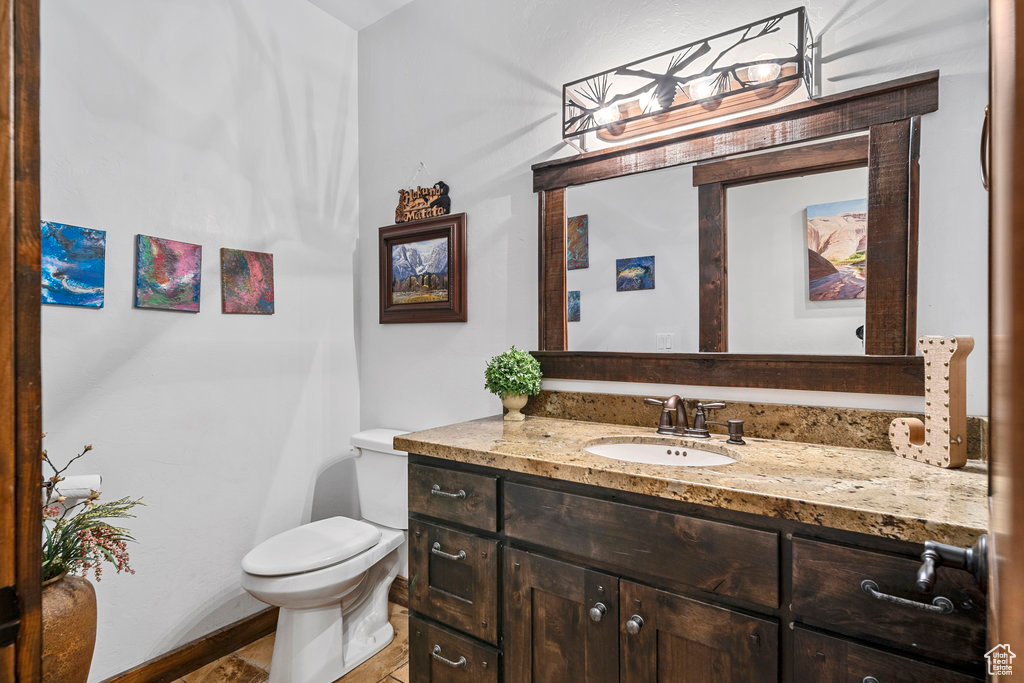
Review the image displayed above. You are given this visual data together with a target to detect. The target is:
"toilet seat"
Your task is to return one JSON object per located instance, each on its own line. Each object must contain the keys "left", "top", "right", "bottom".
{"left": 242, "top": 517, "right": 382, "bottom": 577}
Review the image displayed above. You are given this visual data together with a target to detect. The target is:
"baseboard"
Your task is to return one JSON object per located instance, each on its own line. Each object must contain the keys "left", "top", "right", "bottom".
{"left": 389, "top": 575, "right": 409, "bottom": 607}
{"left": 101, "top": 606, "right": 279, "bottom": 683}
{"left": 104, "top": 577, "right": 408, "bottom": 682}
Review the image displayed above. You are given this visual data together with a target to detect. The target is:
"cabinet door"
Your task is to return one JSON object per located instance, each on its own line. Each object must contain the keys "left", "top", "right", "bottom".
{"left": 620, "top": 580, "right": 778, "bottom": 683}
{"left": 504, "top": 547, "right": 619, "bottom": 683}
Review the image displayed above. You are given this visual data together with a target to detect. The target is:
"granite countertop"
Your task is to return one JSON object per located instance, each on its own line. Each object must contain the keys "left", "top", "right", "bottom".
{"left": 394, "top": 415, "right": 988, "bottom": 547}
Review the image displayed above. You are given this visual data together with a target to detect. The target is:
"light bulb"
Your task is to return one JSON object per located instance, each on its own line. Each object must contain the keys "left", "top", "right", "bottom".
{"left": 638, "top": 89, "right": 661, "bottom": 113}
{"left": 748, "top": 53, "right": 781, "bottom": 83}
{"left": 594, "top": 104, "right": 620, "bottom": 125}
{"left": 687, "top": 75, "right": 718, "bottom": 101}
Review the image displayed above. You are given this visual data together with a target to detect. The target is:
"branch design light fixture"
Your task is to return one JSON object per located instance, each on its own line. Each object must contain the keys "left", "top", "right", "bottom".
{"left": 563, "top": 7, "right": 817, "bottom": 145}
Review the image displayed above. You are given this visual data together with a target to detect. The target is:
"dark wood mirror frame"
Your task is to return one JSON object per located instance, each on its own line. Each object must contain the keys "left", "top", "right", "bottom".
{"left": 532, "top": 71, "right": 938, "bottom": 395}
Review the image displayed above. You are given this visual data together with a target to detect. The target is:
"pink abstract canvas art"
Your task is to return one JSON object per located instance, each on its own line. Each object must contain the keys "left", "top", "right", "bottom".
{"left": 220, "top": 248, "right": 275, "bottom": 314}
{"left": 134, "top": 235, "right": 202, "bottom": 312}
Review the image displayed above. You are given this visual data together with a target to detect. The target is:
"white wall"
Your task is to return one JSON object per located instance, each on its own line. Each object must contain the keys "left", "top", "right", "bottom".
{"left": 40, "top": 1, "right": 360, "bottom": 679}
{"left": 358, "top": 0, "right": 989, "bottom": 423}
{"left": 565, "top": 166, "right": 697, "bottom": 352}
{"left": 728, "top": 168, "right": 868, "bottom": 355}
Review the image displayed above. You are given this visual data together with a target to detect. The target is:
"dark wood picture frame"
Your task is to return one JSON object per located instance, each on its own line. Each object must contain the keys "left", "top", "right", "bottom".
{"left": 379, "top": 212, "right": 467, "bottom": 324}
{"left": 532, "top": 71, "right": 939, "bottom": 395}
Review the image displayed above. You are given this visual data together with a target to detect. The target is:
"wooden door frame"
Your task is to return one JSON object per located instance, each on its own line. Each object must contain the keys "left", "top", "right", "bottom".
{"left": 1, "top": 0, "right": 41, "bottom": 680}
{"left": 989, "top": 0, "right": 1024, "bottom": 655}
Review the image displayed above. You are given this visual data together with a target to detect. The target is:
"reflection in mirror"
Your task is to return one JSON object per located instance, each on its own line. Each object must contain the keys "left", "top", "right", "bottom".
{"left": 564, "top": 165, "right": 697, "bottom": 352}
{"left": 727, "top": 167, "right": 869, "bottom": 354}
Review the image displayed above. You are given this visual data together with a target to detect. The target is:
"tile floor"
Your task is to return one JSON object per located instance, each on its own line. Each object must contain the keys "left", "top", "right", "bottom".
{"left": 177, "top": 602, "right": 410, "bottom": 683}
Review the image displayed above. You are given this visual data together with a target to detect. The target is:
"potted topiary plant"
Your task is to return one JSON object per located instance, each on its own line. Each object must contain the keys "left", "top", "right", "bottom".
{"left": 484, "top": 346, "right": 542, "bottom": 421}
{"left": 41, "top": 440, "right": 142, "bottom": 683}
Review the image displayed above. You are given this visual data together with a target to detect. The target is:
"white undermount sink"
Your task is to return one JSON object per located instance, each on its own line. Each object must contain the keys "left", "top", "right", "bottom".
{"left": 585, "top": 441, "right": 737, "bottom": 467}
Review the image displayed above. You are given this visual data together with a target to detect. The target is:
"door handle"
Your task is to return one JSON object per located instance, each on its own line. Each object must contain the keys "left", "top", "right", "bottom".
{"left": 431, "top": 542, "right": 467, "bottom": 561}
{"left": 981, "top": 105, "right": 990, "bottom": 190}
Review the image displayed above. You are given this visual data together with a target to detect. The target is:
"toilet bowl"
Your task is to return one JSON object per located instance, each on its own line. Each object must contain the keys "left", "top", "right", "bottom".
{"left": 241, "top": 429, "right": 409, "bottom": 683}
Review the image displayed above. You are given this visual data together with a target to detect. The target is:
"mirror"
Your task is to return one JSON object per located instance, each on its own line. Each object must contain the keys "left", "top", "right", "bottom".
{"left": 726, "top": 166, "right": 869, "bottom": 355}
{"left": 565, "top": 165, "right": 698, "bottom": 352}
{"left": 563, "top": 138, "right": 872, "bottom": 355}
{"left": 535, "top": 72, "right": 940, "bottom": 393}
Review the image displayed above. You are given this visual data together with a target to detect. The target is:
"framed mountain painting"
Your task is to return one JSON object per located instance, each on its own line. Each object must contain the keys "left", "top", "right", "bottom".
{"left": 378, "top": 213, "right": 467, "bottom": 323}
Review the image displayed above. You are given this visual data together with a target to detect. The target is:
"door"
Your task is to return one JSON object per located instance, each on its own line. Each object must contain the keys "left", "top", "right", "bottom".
{"left": 989, "top": 0, "right": 1024, "bottom": 656}
{"left": 504, "top": 548, "right": 619, "bottom": 683}
{"left": 619, "top": 580, "right": 778, "bottom": 683}
{"left": 1, "top": 0, "right": 41, "bottom": 680}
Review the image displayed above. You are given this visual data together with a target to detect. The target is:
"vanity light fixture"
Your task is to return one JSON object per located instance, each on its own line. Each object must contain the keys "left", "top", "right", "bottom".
{"left": 562, "top": 7, "right": 817, "bottom": 147}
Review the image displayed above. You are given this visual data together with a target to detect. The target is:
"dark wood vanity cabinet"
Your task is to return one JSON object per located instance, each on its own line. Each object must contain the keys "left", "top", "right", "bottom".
{"left": 407, "top": 456, "right": 985, "bottom": 682}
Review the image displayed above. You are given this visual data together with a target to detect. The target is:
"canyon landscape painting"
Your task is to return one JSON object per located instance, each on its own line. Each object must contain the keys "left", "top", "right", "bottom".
{"left": 806, "top": 198, "right": 867, "bottom": 301}
{"left": 391, "top": 236, "right": 449, "bottom": 304}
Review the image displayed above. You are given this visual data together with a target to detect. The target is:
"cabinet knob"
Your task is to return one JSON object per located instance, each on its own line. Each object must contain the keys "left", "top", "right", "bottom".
{"left": 625, "top": 614, "right": 645, "bottom": 635}
{"left": 588, "top": 602, "right": 607, "bottom": 622}
{"left": 863, "top": 677, "right": 880, "bottom": 683}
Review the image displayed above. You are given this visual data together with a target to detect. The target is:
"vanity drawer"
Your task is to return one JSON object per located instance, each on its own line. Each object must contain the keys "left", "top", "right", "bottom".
{"left": 409, "top": 463, "right": 498, "bottom": 532}
{"left": 503, "top": 482, "right": 779, "bottom": 608}
{"left": 791, "top": 537, "right": 985, "bottom": 666}
{"left": 794, "top": 628, "right": 981, "bottom": 682}
{"left": 409, "top": 615, "right": 500, "bottom": 683}
{"left": 409, "top": 519, "right": 500, "bottom": 644}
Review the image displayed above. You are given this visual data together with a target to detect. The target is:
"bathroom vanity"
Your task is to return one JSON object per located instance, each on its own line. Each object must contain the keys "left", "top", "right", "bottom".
{"left": 398, "top": 416, "right": 988, "bottom": 683}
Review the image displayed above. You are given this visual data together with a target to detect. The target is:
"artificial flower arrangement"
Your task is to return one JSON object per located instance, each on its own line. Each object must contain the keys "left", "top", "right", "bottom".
{"left": 42, "top": 441, "right": 143, "bottom": 582}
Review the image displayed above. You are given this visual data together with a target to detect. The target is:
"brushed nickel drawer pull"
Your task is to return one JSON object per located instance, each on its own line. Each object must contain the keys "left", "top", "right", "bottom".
{"left": 431, "top": 542, "right": 467, "bottom": 561}
{"left": 860, "top": 579, "right": 954, "bottom": 614}
{"left": 432, "top": 644, "right": 467, "bottom": 668}
{"left": 431, "top": 484, "right": 467, "bottom": 499}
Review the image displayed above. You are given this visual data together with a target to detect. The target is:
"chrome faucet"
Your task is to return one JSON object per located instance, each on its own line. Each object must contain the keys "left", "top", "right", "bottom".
{"left": 643, "top": 395, "right": 688, "bottom": 435}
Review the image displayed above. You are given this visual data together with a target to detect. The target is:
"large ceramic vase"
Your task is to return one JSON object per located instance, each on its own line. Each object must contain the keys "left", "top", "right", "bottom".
{"left": 41, "top": 572, "right": 97, "bottom": 683}
{"left": 502, "top": 394, "right": 529, "bottom": 421}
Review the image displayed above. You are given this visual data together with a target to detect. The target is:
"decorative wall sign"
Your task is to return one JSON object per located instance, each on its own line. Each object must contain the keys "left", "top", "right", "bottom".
{"left": 379, "top": 213, "right": 467, "bottom": 323}
{"left": 567, "top": 215, "right": 589, "bottom": 270}
{"left": 806, "top": 198, "right": 867, "bottom": 301}
{"left": 567, "top": 290, "right": 580, "bottom": 322}
{"left": 395, "top": 181, "right": 451, "bottom": 223}
{"left": 889, "top": 335, "right": 973, "bottom": 469}
{"left": 221, "top": 248, "right": 274, "bottom": 314}
{"left": 40, "top": 221, "right": 106, "bottom": 308}
{"left": 134, "top": 235, "right": 202, "bottom": 312}
{"left": 616, "top": 255, "right": 655, "bottom": 291}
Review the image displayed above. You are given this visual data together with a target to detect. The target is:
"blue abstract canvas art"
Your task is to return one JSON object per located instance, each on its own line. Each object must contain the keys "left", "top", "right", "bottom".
{"left": 41, "top": 221, "right": 106, "bottom": 308}
{"left": 616, "top": 255, "right": 655, "bottom": 291}
{"left": 567, "top": 290, "right": 580, "bottom": 322}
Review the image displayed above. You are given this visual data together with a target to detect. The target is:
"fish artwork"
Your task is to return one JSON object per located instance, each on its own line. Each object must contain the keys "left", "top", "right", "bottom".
{"left": 615, "top": 255, "right": 655, "bottom": 291}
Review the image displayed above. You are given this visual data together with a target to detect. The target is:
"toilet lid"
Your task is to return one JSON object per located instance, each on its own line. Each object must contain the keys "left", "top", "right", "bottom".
{"left": 242, "top": 517, "right": 382, "bottom": 577}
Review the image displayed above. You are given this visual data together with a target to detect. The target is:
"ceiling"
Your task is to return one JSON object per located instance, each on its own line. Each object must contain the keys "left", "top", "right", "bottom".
{"left": 307, "top": 0, "right": 416, "bottom": 31}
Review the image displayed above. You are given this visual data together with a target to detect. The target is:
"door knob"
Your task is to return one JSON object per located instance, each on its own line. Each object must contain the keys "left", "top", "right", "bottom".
{"left": 588, "top": 602, "right": 607, "bottom": 622}
{"left": 625, "top": 614, "right": 645, "bottom": 635}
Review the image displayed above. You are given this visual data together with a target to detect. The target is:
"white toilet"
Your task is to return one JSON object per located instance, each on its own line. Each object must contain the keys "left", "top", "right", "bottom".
{"left": 241, "top": 429, "right": 409, "bottom": 683}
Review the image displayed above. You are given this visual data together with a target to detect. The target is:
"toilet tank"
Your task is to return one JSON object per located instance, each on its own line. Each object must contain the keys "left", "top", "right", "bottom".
{"left": 351, "top": 429, "right": 410, "bottom": 530}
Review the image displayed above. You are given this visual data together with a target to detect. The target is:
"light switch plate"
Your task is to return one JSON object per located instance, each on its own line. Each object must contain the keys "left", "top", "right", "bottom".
{"left": 656, "top": 333, "right": 673, "bottom": 350}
